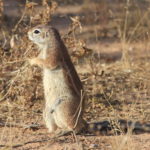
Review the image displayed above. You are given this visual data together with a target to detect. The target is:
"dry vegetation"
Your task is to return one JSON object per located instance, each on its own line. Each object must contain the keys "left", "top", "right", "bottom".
{"left": 0, "top": 0, "right": 150, "bottom": 149}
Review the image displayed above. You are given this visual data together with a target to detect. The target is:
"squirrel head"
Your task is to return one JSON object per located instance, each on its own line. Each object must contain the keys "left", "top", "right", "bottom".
{"left": 28, "top": 25, "right": 61, "bottom": 50}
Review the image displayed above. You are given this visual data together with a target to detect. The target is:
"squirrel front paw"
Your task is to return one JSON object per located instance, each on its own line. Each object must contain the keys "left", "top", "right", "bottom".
{"left": 28, "top": 58, "right": 38, "bottom": 66}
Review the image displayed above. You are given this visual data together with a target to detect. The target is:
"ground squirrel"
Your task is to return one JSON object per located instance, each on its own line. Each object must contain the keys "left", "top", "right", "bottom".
{"left": 28, "top": 25, "right": 150, "bottom": 136}
{"left": 28, "top": 24, "right": 86, "bottom": 135}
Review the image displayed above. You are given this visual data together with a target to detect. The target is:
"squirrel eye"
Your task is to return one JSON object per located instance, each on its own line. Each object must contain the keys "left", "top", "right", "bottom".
{"left": 34, "top": 29, "right": 40, "bottom": 34}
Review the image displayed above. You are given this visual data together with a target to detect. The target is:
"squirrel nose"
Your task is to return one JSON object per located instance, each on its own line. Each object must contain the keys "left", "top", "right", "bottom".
{"left": 27, "top": 31, "right": 33, "bottom": 40}
{"left": 27, "top": 31, "right": 30, "bottom": 36}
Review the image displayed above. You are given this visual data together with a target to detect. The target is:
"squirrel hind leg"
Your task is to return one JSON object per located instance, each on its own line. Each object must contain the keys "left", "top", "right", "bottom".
{"left": 43, "top": 108, "right": 58, "bottom": 133}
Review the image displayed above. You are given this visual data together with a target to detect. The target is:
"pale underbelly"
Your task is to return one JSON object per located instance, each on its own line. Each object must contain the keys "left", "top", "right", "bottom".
{"left": 43, "top": 68, "right": 73, "bottom": 106}
{"left": 42, "top": 69, "right": 80, "bottom": 129}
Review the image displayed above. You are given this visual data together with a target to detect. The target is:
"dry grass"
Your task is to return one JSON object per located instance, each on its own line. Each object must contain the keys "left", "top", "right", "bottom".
{"left": 0, "top": 0, "right": 150, "bottom": 149}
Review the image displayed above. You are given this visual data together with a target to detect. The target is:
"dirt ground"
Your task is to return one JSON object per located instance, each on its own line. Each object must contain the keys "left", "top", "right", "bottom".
{"left": 0, "top": 0, "right": 150, "bottom": 150}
